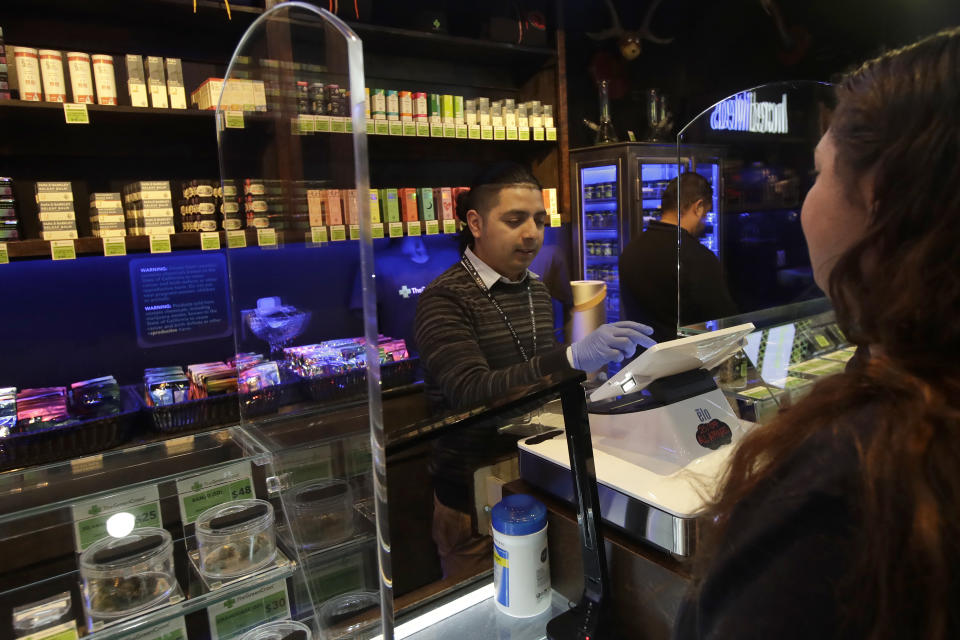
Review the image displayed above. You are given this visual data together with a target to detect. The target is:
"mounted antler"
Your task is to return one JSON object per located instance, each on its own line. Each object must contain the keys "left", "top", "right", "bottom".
{"left": 588, "top": 0, "right": 674, "bottom": 60}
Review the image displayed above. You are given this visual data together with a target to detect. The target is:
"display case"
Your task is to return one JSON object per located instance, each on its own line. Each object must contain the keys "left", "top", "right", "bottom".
{"left": 0, "top": 6, "right": 390, "bottom": 640}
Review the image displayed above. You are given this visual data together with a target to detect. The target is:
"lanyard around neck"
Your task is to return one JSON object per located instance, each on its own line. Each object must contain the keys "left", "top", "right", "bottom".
{"left": 460, "top": 255, "right": 537, "bottom": 362}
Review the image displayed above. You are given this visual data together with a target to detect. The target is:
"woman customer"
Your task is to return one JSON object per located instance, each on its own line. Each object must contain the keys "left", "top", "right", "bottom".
{"left": 675, "top": 27, "right": 960, "bottom": 639}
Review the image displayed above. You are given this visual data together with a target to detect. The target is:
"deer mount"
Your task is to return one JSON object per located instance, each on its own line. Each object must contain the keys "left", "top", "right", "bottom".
{"left": 588, "top": 0, "right": 674, "bottom": 61}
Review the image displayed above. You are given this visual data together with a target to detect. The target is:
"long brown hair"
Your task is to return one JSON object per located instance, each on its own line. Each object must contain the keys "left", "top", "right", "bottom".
{"left": 697, "top": 28, "right": 960, "bottom": 639}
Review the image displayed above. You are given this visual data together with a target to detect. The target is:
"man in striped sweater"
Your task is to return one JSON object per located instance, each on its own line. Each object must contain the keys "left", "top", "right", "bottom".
{"left": 415, "top": 163, "right": 654, "bottom": 578}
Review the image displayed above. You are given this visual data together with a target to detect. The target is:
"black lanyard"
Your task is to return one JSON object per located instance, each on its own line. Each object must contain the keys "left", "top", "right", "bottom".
{"left": 461, "top": 255, "right": 537, "bottom": 362}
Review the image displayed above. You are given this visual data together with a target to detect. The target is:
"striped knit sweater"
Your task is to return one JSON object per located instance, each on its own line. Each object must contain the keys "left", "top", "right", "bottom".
{"left": 415, "top": 257, "right": 573, "bottom": 510}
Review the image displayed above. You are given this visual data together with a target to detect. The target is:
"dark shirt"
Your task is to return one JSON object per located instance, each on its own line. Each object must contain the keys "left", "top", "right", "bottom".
{"left": 619, "top": 221, "right": 737, "bottom": 343}
{"left": 672, "top": 409, "right": 870, "bottom": 640}
{"left": 415, "top": 258, "right": 573, "bottom": 511}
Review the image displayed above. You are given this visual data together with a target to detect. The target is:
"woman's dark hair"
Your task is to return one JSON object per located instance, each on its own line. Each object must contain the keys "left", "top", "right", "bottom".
{"left": 697, "top": 27, "right": 960, "bottom": 639}
{"left": 456, "top": 162, "right": 542, "bottom": 253}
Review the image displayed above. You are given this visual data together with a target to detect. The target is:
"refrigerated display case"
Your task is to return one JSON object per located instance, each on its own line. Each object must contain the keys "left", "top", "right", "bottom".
{"left": 570, "top": 143, "right": 724, "bottom": 323}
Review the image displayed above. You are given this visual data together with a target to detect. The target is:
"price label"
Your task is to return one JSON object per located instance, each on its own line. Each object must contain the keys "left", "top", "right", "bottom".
{"left": 371, "top": 224, "right": 385, "bottom": 239}
{"left": 50, "top": 240, "right": 76, "bottom": 260}
{"left": 149, "top": 234, "right": 172, "bottom": 254}
{"left": 201, "top": 232, "right": 221, "bottom": 251}
{"left": 425, "top": 220, "right": 439, "bottom": 235}
{"left": 315, "top": 116, "right": 331, "bottom": 133}
{"left": 18, "top": 621, "right": 78, "bottom": 640}
{"left": 468, "top": 125, "right": 481, "bottom": 140}
{"left": 455, "top": 124, "right": 468, "bottom": 139}
{"left": 298, "top": 114, "right": 315, "bottom": 134}
{"left": 406, "top": 221, "right": 422, "bottom": 236}
{"left": 506, "top": 127, "right": 518, "bottom": 140}
{"left": 388, "top": 121, "right": 403, "bottom": 136}
{"left": 331, "top": 117, "right": 346, "bottom": 133}
{"left": 374, "top": 120, "right": 389, "bottom": 135}
{"left": 165, "top": 435, "right": 195, "bottom": 455}
{"left": 63, "top": 103, "right": 90, "bottom": 124}
{"left": 207, "top": 580, "right": 290, "bottom": 640}
{"left": 310, "top": 226, "right": 328, "bottom": 244}
{"left": 442, "top": 219, "right": 457, "bottom": 234}
{"left": 443, "top": 124, "right": 456, "bottom": 138}
{"left": 366, "top": 120, "right": 375, "bottom": 134}
{"left": 546, "top": 127, "right": 557, "bottom": 141}
{"left": 493, "top": 126, "right": 506, "bottom": 141}
{"left": 257, "top": 228, "right": 277, "bottom": 248}
{"left": 177, "top": 461, "right": 254, "bottom": 525}
{"left": 481, "top": 126, "right": 493, "bottom": 140}
{"left": 225, "top": 111, "right": 245, "bottom": 129}
{"left": 416, "top": 122, "right": 430, "bottom": 137}
{"left": 388, "top": 222, "right": 404, "bottom": 238}
{"left": 430, "top": 122, "right": 443, "bottom": 137}
{"left": 345, "top": 119, "right": 353, "bottom": 133}
{"left": 227, "top": 230, "right": 247, "bottom": 249}
{"left": 0, "top": 242, "right": 9, "bottom": 264}
{"left": 121, "top": 617, "right": 187, "bottom": 640}
{"left": 550, "top": 214, "right": 562, "bottom": 228}
{"left": 349, "top": 225, "right": 361, "bottom": 240}
{"left": 814, "top": 334, "right": 831, "bottom": 349}
{"left": 518, "top": 127, "right": 531, "bottom": 141}
{"left": 533, "top": 127, "right": 545, "bottom": 141}
{"left": 102, "top": 237, "right": 126, "bottom": 256}
{"left": 330, "top": 225, "right": 347, "bottom": 242}
{"left": 402, "top": 122, "right": 416, "bottom": 136}
{"left": 72, "top": 486, "right": 162, "bottom": 551}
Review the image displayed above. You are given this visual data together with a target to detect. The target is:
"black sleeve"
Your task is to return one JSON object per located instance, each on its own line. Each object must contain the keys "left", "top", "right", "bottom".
{"left": 684, "top": 249, "right": 738, "bottom": 322}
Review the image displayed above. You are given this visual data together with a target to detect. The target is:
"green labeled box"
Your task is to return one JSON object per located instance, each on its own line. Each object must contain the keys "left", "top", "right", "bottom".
{"left": 379, "top": 188, "right": 400, "bottom": 223}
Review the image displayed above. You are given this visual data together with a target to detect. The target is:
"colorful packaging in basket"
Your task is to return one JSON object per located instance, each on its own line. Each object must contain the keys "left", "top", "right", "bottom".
{"left": 238, "top": 362, "right": 281, "bottom": 393}
{"left": 69, "top": 375, "right": 121, "bottom": 418}
{"left": 233, "top": 353, "right": 265, "bottom": 372}
{"left": 0, "top": 387, "right": 17, "bottom": 437}
{"left": 16, "top": 387, "right": 69, "bottom": 426}
{"left": 144, "top": 366, "right": 189, "bottom": 407}
{"left": 186, "top": 362, "right": 237, "bottom": 399}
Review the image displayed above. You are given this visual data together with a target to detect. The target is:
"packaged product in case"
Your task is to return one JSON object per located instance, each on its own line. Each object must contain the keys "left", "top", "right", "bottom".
{"left": 399, "top": 90, "right": 412, "bottom": 121}
{"left": 441, "top": 94, "right": 454, "bottom": 123}
{"left": 66, "top": 52, "right": 95, "bottom": 103}
{"left": 11, "top": 47, "right": 41, "bottom": 101}
{"left": 238, "top": 362, "right": 280, "bottom": 393}
{"left": 191, "top": 78, "right": 223, "bottom": 111}
{"left": 435, "top": 187, "right": 454, "bottom": 220}
{"left": 79, "top": 528, "right": 179, "bottom": 619}
{"left": 368, "top": 189, "right": 381, "bottom": 223}
{"left": 371, "top": 87, "right": 385, "bottom": 119}
{"left": 145, "top": 56, "right": 167, "bottom": 108}
{"left": 164, "top": 57, "right": 186, "bottom": 109}
{"left": 543, "top": 187, "right": 558, "bottom": 216}
{"left": 38, "top": 49, "right": 66, "bottom": 102}
{"left": 124, "top": 54, "right": 148, "bottom": 107}
{"left": 290, "top": 479, "right": 354, "bottom": 550}
{"left": 238, "top": 620, "right": 313, "bottom": 640}
{"left": 69, "top": 375, "right": 121, "bottom": 419}
{"left": 196, "top": 499, "right": 278, "bottom": 579}
{"left": 16, "top": 387, "right": 69, "bottom": 426}
{"left": 325, "top": 189, "right": 343, "bottom": 226}
{"left": 380, "top": 188, "right": 400, "bottom": 222}
{"left": 414, "top": 91, "right": 428, "bottom": 121}
{"left": 543, "top": 103, "right": 554, "bottom": 128}
{"left": 91, "top": 54, "right": 117, "bottom": 105}
{"left": 385, "top": 89, "right": 399, "bottom": 120}
{"left": 307, "top": 189, "right": 325, "bottom": 227}
{"left": 34, "top": 181, "right": 74, "bottom": 202}
{"left": 417, "top": 187, "right": 435, "bottom": 221}
{"left": 144, "top": 367, "right": 189, "bottom": 407}
{"left": 399, "top": 188, "right": 418, "bottom": 222}
{"left": 344, "top": 189, "right": 359, "bottom": 226}
{"left": 11, "top": 592, "right": 74, "bottom": 639}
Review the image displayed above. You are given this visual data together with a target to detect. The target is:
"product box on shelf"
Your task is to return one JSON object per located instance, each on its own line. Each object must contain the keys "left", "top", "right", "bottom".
{"left": 344, "top": 189, "right": 359, "bottom": 226}
{"left": 192, "top": 77, "right": 267, "bottom": 112}
{"left": 435, "top": 187, "right": 455, "bottom": 221}
{"left": 368, "top": 189, "right": 381, "bottom": 224}
{"left": 165, "top": 57, "right": 187, "bottom": 109}
{"left": 66, "top": 52, "right": 95, "bottom": 104}
{"left": 145, "top": 55, "right": 168, "bottom": 108}
{"left": 11, "top": 46, "right": 41, "bottom": 101}
{"left": 416, "top": 187, "right": 435, "bottom": 221}
{"left": 34, "top": 182, "right": 78, "bottom": 239}
{"left": 124, "top": 54, "right": 148, "bottom": 107}
{"left": 38, "top": 49, "right": 66, "bottom": 102}
{"left": 399, "top": 188, "right": 418, "bottom": 223}
{"left": 91, "top": 54, "right": 117, "bottom": 105}
{"left": 325, "top": 189, "right": 343, "bottom": 226}
{"left": 380, "top": 188, "right": 400, "bottom": 223}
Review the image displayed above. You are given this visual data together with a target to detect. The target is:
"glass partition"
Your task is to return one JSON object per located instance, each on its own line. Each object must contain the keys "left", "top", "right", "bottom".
{"left": 675, "top": 82, "right": 845, "bottom": 424}
{"left": 217, "top": 4, "right": 389, "bottom": 639}
{"left": 676, "top": 81, "right": 835, "bottom": 333}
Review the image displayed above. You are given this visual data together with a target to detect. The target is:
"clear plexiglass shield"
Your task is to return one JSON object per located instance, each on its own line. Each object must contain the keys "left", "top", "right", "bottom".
{"left": 217, "top": 4, "right": 391, "bottom": 639}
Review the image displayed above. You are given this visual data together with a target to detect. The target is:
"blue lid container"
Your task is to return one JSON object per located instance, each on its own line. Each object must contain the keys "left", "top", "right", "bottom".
{"left": 491, "top": 494, "right": 547, "bottom": 536}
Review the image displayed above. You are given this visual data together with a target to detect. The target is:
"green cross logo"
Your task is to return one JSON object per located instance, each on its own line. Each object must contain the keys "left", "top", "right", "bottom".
{"left": 224, "top": 598, "right": 235, "bottom": 609}
{"left": 192, "top": 481, "right": 203, "bottom": 492}
{"left": 88, "top": 505, "right": 101, "bottom": 516}
{"left": 433, "top": 18, "right": 441, "bottom": 30}
{"left": 398, "top": 285, "right": 412, "bottom": 299}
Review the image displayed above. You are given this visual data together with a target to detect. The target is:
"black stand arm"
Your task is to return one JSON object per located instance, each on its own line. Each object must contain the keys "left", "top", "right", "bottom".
{"left": 547, "top": 383, "right": 619, "bottom": 640}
